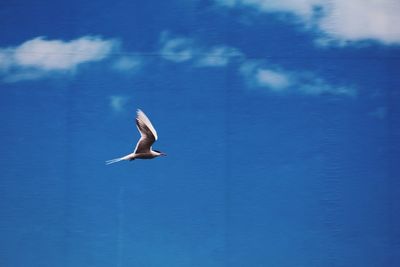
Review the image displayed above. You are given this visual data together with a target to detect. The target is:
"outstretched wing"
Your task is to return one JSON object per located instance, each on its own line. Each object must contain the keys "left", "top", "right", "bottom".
{"left": 133, "top": 109, "right": 158, "bottom": 153}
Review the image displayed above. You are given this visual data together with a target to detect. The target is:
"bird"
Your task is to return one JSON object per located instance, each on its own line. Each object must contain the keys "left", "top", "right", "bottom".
{"left": 106, "top": 109, "right": 166, "bottom": 165}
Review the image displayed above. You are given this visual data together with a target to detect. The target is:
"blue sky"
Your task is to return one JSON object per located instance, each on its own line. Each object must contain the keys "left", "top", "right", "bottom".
{"left": 1, "top": 1, "right": 400, "bottom": 266}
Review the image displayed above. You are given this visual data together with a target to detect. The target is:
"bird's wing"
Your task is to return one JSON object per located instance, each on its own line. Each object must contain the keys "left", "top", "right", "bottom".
{"left": 133, "top": 109, "right": 158, "bottom": 153}
{"left": 137, "top": 109, "right": 158, "bottom": 140}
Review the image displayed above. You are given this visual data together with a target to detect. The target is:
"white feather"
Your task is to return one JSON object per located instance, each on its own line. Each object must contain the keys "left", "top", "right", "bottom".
{"left": 137, "top": 109, "right": 158, "bottom": 140}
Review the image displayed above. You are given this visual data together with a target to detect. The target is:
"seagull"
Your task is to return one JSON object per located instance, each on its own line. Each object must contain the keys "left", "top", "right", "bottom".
{"left": 106, "top": 109, "right": 166, "bottom": 165}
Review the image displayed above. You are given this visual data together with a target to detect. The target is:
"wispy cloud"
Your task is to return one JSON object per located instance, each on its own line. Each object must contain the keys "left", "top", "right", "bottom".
{"left": 159, "top": 31, "right": 355, "bottom": 97}
{"left": 109, "top": 95, "right": 130, "bottom": 112}
{"left": 159, "top": 32, "right": 243, "bottom": 66}
{"left": 112, "top": 56, "right": 141, "bottom": 72}
{"left": 196, "top": 46, "right": 243, "bottom": 67}
{"left": 216, "top": 0, "right": 322, "bottom": 20}
{"left": 240, "top": 61, "right": 356, "bottom": 96}
{"left": 159, "top": 33, "right": 195, "bottom": 63}
{"left": 215, "top": 0, "right": 400, "bottom": 45}
{"left": 0, "top": 36, "right": 118, "bottom": 82}
{"left": 368, "top": 106, "right": 387, "bottom": 120}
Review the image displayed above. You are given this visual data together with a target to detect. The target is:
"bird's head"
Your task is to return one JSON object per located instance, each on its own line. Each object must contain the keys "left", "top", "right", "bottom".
{"left": 154, "top": 150, "right": 167, "bottom": 157}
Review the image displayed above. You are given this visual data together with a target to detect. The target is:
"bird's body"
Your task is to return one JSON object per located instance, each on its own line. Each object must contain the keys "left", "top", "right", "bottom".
{"left": 106, "top": 109, "right": 166, "bottom": 165}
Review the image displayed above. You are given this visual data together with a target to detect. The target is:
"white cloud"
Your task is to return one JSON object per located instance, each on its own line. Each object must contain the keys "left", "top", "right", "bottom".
{"left": 240, "top": 61, "right": 356, "bottom": 96}
{"left": 215, "top": 0, "right": 400, "bottom": 45}
{"left": 110, "top": 95, "right": 130, "bottom": 112}
{"left": 317, "top": 0, "right": 400, "bottom": 45}
{"left": 0, "top": 36, "right": 117, "bottom": 82}
{"left": 14, "top": 37, "right": 115, "bottom": 70}
{"left": 255, "top": 69, "right": 292, "bottom": 91}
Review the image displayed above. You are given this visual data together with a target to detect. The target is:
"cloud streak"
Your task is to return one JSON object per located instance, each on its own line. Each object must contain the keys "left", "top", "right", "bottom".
{"left": 240, "top": 61, "right": 356, "bottom": 96}
{"left": 110, "top": 95, "right": 130, "bottom": 112}
{"left": 159, "top": 31, "right": 355, "bottom": 97}
{"left": 159, "top": 33, "right": 195, "bottom": 63}
{"left": 159, "top": 32, "right": 243, "bottom": 67}
{"left": 196, "top": 46, "right": 243, "bottom": 67}
{"left": 2, "top": 32, "right": 357, "bottom": 98}
{"left": 215, "top": 0, "right": 400, "bottom": 45}
{"left": 112, "top": 56, "right": 142, "bottom": 72}
{"left": 255, "top": 68, "right": 292, "bottom": 91}
{"left": 0, "top": 36, "right": 117, "bottom": 82}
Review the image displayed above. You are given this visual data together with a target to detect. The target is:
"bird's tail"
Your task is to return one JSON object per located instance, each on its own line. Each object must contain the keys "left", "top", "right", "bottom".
{"left": 105, "top": 157, "right": 125, "bottom": 165}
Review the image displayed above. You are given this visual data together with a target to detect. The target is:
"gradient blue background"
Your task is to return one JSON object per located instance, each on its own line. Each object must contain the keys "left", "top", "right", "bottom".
{"left": 1, "top": 1, "right": 400, "bottom": 266}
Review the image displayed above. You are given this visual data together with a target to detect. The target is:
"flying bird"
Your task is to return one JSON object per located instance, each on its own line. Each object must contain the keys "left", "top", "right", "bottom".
{"left": 106, "top": 109, "right": 166, "bottom": 165}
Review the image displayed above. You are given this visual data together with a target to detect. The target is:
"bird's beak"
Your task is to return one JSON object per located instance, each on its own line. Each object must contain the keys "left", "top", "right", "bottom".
{"left": 161, "top": 152, "right": 167, "bottom": 156}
